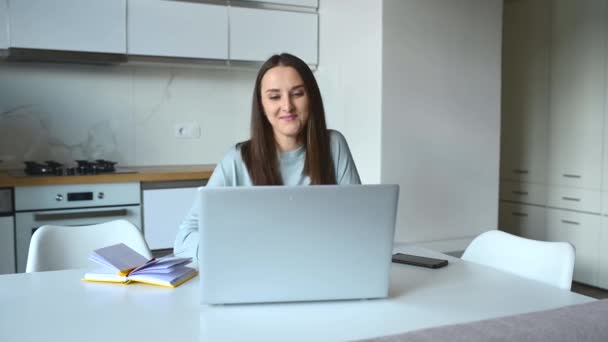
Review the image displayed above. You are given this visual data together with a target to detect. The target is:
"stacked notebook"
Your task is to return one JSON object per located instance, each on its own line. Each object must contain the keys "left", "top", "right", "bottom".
{"left": 82, "top": 243, "right": 197, "bottom": 288}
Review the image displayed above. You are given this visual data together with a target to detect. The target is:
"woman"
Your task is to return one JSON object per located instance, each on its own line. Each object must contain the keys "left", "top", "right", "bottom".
{"left": 174, "top": 53, "right": 361, "bottom": 258}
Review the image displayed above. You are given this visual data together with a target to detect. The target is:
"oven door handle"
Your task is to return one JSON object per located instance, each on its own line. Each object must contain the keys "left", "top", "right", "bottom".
{"left": 34, "top": 209, "right": 128, "bottom": 222}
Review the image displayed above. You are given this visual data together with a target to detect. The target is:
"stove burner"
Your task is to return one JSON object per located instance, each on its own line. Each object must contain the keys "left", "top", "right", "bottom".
{"left": 75, "top": 159, "right": 116, "bottom": 175}
{"left": 24, "top": 160, "right": 118, "bottom": 176}
{"left": 24, "top": 161, "right": 64, "bottom": 176}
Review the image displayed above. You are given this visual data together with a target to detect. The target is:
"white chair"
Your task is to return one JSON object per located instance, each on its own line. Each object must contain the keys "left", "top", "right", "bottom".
{"left": 26, "top": 219, "right": 152, "bottom": 273}
{"left": 461, "top": 230, "right": 575, "bottom": 290}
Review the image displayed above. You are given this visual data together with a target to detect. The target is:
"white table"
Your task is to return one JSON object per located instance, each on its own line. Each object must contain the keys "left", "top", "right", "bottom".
{"left": 0, "top": 245, "right": 593, "bottom": 342}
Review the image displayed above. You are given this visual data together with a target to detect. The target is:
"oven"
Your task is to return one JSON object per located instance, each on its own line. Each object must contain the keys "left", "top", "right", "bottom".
{"left": 14, "top": 182, "right": 141, "bottom": 273}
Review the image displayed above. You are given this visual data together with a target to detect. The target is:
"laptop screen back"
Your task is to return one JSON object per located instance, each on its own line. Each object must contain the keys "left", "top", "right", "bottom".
{"left": 198, "top": 184, "right": 399, "bottom": 304}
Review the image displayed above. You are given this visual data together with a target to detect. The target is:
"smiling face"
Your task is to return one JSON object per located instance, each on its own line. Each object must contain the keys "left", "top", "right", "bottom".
{"left": 260, "top": 66, "right": 310, "bottom": 152}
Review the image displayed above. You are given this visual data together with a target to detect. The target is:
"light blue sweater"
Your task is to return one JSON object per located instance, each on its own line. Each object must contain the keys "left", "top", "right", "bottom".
{"left": 173, "top": 129, "right": 361, "bottom": 258}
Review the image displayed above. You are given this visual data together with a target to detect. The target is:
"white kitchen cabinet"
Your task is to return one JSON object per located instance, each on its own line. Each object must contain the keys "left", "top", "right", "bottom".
{"left": 128, "top": 0, "right": 228, "bottom": 59}
{"left": 241, "top": 0, "right": 318, "bottom": 8}
{"left": 547, "top": 0, "right": 606, "bottom": 190}
{"left": 500, "top": 0, "right": 550, "bottom": 184}
{"left": 545, "top": 208, "right": 600, "bottom": 286}
{"left": 499, "top": 202, "right": 546, "bottom": 242}
{"left": 0, "top": 0, "right": 8, "bottom": 49}
{"left": 0, "top": 216, "right": 15, "bottom": 274}
{"left": 9, "top": 0, "right": 126, "bottom": 53}
{"left": 142, "top": 185, "right": 200, "bottom": 251}
{"left": 229, "top": 7, "right": 318, "bottom": 64}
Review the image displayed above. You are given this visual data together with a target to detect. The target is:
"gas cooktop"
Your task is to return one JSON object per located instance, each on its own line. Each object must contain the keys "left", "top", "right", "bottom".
{"left": 10, "top": 160, "right": 137, "bottom": 177}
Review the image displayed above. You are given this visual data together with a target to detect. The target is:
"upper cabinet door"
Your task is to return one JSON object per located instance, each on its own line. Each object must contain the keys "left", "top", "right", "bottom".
{"left": 128, "top": 0, "right": 228, "bottom": 59}
{"left": 240, "top": 0, "right": 318, "bottom": 8}
{"left": 9, "top": 0, "right": 126, "bottom": 53}
{"left": 548, "top": 0, "right": 606, "bottom": 189}
{"left": 500, "top": 0, "right": 550, "bottom": 184}
{"left": 604, "top": 30, "right": 608, "bottom": 193}
{"left": 0, "top": 0, "right": 7, "bottom": 49}
{"left": 229, "top": 7, "right": 318, "bottom": 64}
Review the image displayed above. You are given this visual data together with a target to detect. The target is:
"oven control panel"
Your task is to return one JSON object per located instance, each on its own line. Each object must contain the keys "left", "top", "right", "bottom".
{"left": 53, "top": 192, "right": 105, "bottom": 202}
{"left": 15, "top": 183, "right": 140, "bottom": 211}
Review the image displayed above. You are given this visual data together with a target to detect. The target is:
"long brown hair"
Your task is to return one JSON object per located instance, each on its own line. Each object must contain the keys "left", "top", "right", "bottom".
{"left": 239, "top": 53, "right": 336, "bottom": 185}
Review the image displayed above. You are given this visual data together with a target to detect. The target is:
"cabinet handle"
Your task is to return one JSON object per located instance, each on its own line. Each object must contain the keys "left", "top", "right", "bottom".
{"left": 562, "top": 174, "right": 581, "bottom": 179}
{"left": 511, "top": 212, "right": 528, "bottom": 217}
{"left": 512, "top": 191, "right": 528, "bottom": 196}
{"left": 512, "top": 169, "right": 529, "bottom": 174}
{"left": 561, "top": 197, "right": 581, "bottom": 202}
{"left": 561, "top": 219, "right": 580, "bottom": 226}
{"left": 34, "top": 209, "right": 128, "bottom": 221}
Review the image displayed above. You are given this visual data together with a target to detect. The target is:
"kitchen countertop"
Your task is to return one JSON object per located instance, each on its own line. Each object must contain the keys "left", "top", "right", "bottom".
{"left": 0, "top": 165, "right": 215, "bottom": 187}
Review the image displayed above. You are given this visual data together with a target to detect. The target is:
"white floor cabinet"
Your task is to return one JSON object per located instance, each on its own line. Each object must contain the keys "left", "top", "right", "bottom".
{"left": 500, "top": 0, "right": 608, "bottom": 288}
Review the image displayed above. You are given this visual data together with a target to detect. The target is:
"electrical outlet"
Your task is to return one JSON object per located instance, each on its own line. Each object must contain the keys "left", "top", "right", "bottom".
{"left": 174, "top": 122, "right": 201, "bottom": 139}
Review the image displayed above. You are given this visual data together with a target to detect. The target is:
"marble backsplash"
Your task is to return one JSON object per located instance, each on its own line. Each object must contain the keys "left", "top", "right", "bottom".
{"left": 0, "top": 61, "right": 256, "bottom": 170}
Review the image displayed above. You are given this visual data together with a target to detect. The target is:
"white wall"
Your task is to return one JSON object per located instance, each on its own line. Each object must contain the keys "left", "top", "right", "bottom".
{"left": 0, "top": 1, "right": 503, "bottom": 254}
{"left": 0, "top": 62, "right": 255, "bottom": 169}
{"left": 316, "top": 0, "right": 383, "bottom": 184}
{"left": 381, "top": 0, "right": 503, "bottom": 251}
{"left": 0, "top": 0, "right": 384, "bottom": 182}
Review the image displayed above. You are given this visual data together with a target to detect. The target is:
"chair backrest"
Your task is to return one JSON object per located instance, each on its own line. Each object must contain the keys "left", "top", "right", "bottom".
{"left": 26, "top": 219, "right": 152, "bottom": 273}
{"left": 461, "top": 230, "right": 575, "bottom": 290}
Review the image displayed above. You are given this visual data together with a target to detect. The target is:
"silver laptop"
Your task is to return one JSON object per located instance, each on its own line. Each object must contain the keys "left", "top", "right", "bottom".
{"left": 198, "top": 184, "right": 399, "bottom": 305}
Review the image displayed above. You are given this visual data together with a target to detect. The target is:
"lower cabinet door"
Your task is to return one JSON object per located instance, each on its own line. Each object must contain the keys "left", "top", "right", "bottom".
{"left": 143, "top": 187, "right": 199, "bottom": 250}
{"left": 498, "top": 202, "right": 546, "bottom": 241}
{"left": 545, "top": 208, "right": 600, "bottom": 286}
{"left": 598, "top": 217, "right": 608, "bottom": 289}
{"left": 0, "top": 216, "right": 15, "bottom": 274}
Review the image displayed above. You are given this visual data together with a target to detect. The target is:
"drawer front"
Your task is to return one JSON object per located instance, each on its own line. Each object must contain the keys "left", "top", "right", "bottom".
{"left": 547, "top": 186, "right": 601, "bottom": 213}
{"left": 499, "top": 202, "right": 546, "bottom": 241}
{"left": 500, "top": 181, "right": 546, "bottom": 205}
{"left": 545, "top": 209, "right": 600, "bottom": 285}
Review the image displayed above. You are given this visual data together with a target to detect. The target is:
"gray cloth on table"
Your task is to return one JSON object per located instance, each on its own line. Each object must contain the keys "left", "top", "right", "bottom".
{"left": 356, "top": 299, "right": 608, "bottom": 342}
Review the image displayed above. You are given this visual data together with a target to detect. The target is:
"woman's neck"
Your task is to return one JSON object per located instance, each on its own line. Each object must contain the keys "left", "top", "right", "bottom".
{"left": 275, "top": 135, "right": 303, "bottom": 152}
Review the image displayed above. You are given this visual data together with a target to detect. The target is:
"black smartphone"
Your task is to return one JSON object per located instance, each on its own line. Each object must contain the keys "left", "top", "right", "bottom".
{"left": 392, "top": 253, "right": 448, "bottom": 269}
